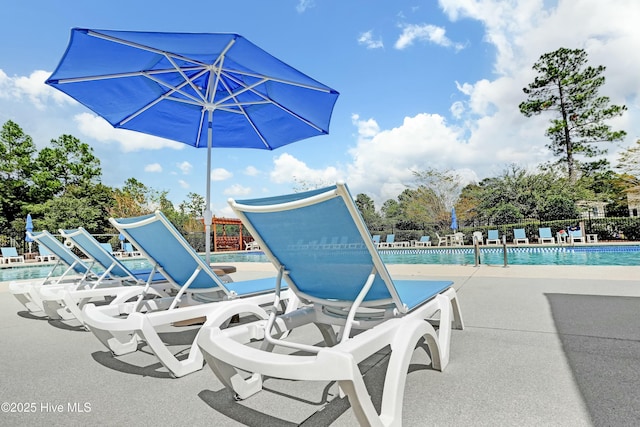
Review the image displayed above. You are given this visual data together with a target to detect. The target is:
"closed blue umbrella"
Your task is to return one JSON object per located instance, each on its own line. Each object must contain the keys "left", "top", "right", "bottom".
{"left": 45, "top": 28, "right": 339, "bottom": 262}
{"left": 118, "top": 232, "right": 125, "bottom": 250}
{"left": 451, "top": 207, "right": 458, "bottom": 231}
{"left": 25, "top": 214, "right": 34, "bottom": 252}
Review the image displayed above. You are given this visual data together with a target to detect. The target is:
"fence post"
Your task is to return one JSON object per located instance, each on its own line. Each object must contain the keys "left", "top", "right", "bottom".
{"left": 473, "top": 234, "right": 480, "bottom": 267}
{"left": 502, "top": 234, "right": 508, "bottom": 268}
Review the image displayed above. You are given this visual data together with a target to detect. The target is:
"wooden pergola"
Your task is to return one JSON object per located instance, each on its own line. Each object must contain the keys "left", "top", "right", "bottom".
{"left": 211, "top": 217, "right": 244, "bottom": 251}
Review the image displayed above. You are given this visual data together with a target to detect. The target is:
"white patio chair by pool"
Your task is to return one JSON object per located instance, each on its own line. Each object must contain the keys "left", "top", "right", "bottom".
{"left": 197, "top": 182, "right": 464, "bottom": 425}
{"left": 81, "top": 210, "right": 294, "bottom": 378}
{"left": 35, "top": 227, "right": 173, "bottom": 324}
{"left": 414, "top": 235, "right": 432, "bottom": 247}
{"left": 1, "top": 247, "right": 25, "bottom": 264}
{"left": 537, "top": 227, "right": 555, "bottom": 244}
{"left": 35, "top": 245, "right": 56, "bottom": 262}
{"left": 513, "top": 228, "right": 529, "bottom": 245}
{"left": 9, "top": 230, "right": 98, "bottom": 315}
{"left": 486, "top": 230, "right": 501, "bottom": 245}
{"left": 569, "top": 228, "right": 585, "bottom": 244}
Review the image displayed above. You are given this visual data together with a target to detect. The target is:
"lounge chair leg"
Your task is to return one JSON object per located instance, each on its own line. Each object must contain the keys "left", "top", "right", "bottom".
{"left": 378, "top": 318, "right": 441, "bottom": 426}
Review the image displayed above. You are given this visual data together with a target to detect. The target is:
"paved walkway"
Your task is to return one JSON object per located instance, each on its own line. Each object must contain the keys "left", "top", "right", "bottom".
{"left": 1, "top": 263, "right": 638, "bottom": 426}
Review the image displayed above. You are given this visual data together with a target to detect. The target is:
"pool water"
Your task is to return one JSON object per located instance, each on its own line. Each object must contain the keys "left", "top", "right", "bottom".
{"left": 1, "top": 246, "right": 638, "bottom": 282}
{"left": 198, "top": 245, "right": 640, "bottom": 267}
{"left": 0, "top": 259, "right": 153, "bottom": 283}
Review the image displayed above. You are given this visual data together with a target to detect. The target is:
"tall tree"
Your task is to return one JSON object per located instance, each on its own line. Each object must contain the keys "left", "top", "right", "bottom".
{"left": 402, "top": 169, "right": 462, "bottom": 228}
{"left": 519, "top": 47, "right": 627, "bottom": 182}
{"left": 617, "top": 139, "right": 640, "bottom": 186}
{"left": 32, "top": 134, "right": 102, "bottom": 199}
{"left": 0, "top": 120, "right": 37, "bottom": 230}
{"left": 354, "top": 193, "right": 381, "bottom": 232}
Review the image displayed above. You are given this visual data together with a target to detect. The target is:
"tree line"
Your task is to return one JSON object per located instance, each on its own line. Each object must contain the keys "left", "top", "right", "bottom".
{"left": 0, "top": 120, "right": 207, "bottom": 246}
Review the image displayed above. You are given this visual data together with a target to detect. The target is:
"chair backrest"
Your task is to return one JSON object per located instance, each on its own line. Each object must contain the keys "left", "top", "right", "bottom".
{"left": 488, "top": 230, "right": 499, "bottom": 240}
{"left": 419, "top": 236, "right": 430, "bottom": 242}
{"left": 371, "top": 235, "right": 380, "bottom": 244}
{"left": 385, "top": 234, "right": 395, "bottom": 243}
{"left": 539, "top": 227, "right": 552, "bottom": 238}
{"left": 38, "top": 245, "right": 53, "bottom": 256}
{"left": 570, "top": 229, "right": 583, "bottom": 238}
{"left": 27, "top": 231, "right": 90, "bottom": 275}
{"left": 472, "top": 231, "right": 482, "bottom": 241}
{"left": 123, "top": 242, "right": 136, "bottom": 253}
{"left": 111, "top": 211, "right": 222, "bottom": 291}
{"left": 101, "top": 243, "right": 114, "bottom": 254}
{"left": 59, "top": 228, "right": 136, "bottom": 280}
{"left": 229, "top": 183, "right": 404, "bottom": 310}
{"left": 514, "top": 228, "right": 526, "bottom": 239}
{"left": 1, "top": 247, "right": 19, "bottom": 257}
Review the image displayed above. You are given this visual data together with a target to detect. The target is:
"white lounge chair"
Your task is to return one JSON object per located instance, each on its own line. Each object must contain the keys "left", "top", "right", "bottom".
{"left": 569, "top": 228, "right": 585, "bottom": 244}
{"left": 435, "top": 232, "right": 448, "bottom": 246}
{"left": 378, "top": 234, "right": 396, "bottom": 248}
{"left": 1, "top": 247, "right": 25, "bottom": 264}
{"left": 537, "top": 227, "right": 555, "bottom": 244}
{"left": 513, "top": 228, "right": 529, "bottom": 245}
{"left": 81, "top": 211, "right": 294, "bottom": 378}
{"left": 35, "top": 227, "right": 173, "bottom": 324}
{"left": 197, "top": 182, "right": 464, "bottom": 425}
{"left": 414, "top": 236, "right": 432, "bottom": 247}
{"left": 486, "top": 230, "right": 501, "bottom": 245}
{"left": 9, "top": 231, "right": 98, "bottom": 314}
{"left": 36, "top": 245, "right": 56, "bottom": 262}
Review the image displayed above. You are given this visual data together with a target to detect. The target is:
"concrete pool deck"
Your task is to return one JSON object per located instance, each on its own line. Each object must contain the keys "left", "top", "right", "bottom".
{"left": 1, "top": 263, "right": 639, "bottom": 426}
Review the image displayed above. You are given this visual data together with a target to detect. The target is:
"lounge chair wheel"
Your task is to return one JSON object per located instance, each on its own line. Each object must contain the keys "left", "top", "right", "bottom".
{"left": 233, "top": 393, "right": 243, "bottom": 401}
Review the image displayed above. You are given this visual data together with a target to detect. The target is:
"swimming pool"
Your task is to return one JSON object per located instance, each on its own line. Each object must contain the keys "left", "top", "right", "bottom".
{"left": 1, "top": 245, "right": 638, "bottom": 282}
{"left": 215, "top": 246, "right": 640, "bottom": 266}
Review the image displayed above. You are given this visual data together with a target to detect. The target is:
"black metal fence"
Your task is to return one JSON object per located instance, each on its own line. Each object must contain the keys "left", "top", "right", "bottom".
{"left": 377, "top": 216, "right": 640, "bottom": 245}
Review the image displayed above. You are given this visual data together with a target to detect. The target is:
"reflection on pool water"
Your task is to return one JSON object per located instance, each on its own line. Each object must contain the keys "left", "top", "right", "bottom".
{"left": 1, "top": 245, "right": 638, "bottom": 282}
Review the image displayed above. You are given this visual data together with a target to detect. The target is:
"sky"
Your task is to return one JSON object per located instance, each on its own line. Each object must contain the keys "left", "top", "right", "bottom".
{"left": 1, "top": 0, "right": 639, "bottom": 218}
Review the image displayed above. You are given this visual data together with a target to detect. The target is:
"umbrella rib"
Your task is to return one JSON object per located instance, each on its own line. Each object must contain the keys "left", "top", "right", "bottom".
{"left": 50, "top": 66, "right": 205, "bottom": 84}
{"left": 118, "top": 69, "right": 209, "bottom": 126}
{"left": 144, "top": 68, "right": 209, "bottom": 104}
{"left": 220, "top": 71, "right": 327, "bottom": 134}
{"left": 164, "top": 54, "right": 207, "bottom": 103}
{"left": 222, "top": 67, "right": 335, "bottom": 94}
{"left": 87, "top": 30, "right": 210, "bottom": 67}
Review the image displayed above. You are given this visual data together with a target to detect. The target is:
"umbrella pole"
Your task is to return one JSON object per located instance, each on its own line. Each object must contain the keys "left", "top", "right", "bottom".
{"left": 204, "top": 110, "right": 213, "bottom": 265}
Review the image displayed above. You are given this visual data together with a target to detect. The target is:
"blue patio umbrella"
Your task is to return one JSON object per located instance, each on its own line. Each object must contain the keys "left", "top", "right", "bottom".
{"left": 451, "top": 207, "right": 458, "bottom": 231}
{"left": 45, "top": 28, "right": 339, "bottom": 262}
{"left": 118, "top": 232, "right": 125, "bottom": 250}
{"left": 25, "top": 214, "right": 34, "bottom": 252}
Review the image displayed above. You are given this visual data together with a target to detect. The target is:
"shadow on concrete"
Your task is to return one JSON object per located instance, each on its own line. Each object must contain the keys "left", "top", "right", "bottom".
{"left": 546, "top": 293, "right": 640, "bottom": 426}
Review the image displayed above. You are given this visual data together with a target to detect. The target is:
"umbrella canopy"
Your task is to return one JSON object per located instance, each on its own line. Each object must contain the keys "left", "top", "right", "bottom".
{"left": 451, "top": 207, "right": 458, "bottom": 231}
{"left": 46, "top": 28, "right": 339, "bottom": 261}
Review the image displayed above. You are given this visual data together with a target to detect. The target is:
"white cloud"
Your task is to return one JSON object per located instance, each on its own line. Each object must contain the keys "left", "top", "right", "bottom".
{"left": 178, "top": 179, "right": 189, "bottom": 189}
{"left": 243, "top": 165, "right": 259, "bottom": 176}
{"left": 358, "top": 30, "right": 384, "bottom": 49}
{"left": 351, "top": 113, "right": 380, "bottom": 138}
{"left": 223, "top": 184, "right": 252, "bottom": 196}
{"left": 211, "top": 168, "right": 233, "bottom": 181}
{"left": 270, "top": 153, "right": 341, "bottom": 185}
{"left": 74, "top": 113, "right": 186, "bottom": 152}
{"left": 395, "top": 23, "right": 465, "bottom": 51}
{"left": 144, "top": 163, "right": 162, "bottom": 173}
{"left": 0, "top": 69, "right": 71, "bottom": 110}
{"left": 296, "top": 0, "right": 315, "bottom": 13}
{"left": 176, "top": 161, "right": 192, "bottom": 175}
